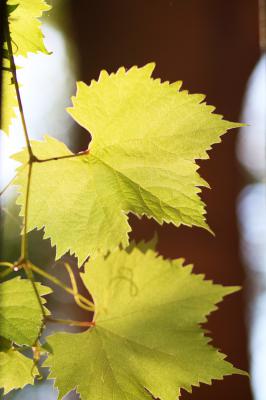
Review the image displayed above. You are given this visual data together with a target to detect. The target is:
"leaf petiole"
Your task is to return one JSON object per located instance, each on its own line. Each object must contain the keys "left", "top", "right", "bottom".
{"left": 45, "top": 316, "right": 95, "bottom": 328}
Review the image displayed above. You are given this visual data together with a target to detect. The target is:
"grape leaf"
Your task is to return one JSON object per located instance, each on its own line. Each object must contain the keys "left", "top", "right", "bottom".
{"left": 0, "top": 277, "right": 51, "bottom": 346}
{"left": 1, "top": 0, "right": 50, "bottom": 134}
{"left": 0, "top": 346, "right": 37, "bottom": 395}
{"left": 44, "top": 246, "right": 245, "bottom": 400}
{"left": 13, "top": 64, "right": 241, "bottom": 264}
{"left": 7, "top": 0, "right": 51, "bottom": 57}
{"left": 1, "top": 68, "right": 17, "bottom": 135}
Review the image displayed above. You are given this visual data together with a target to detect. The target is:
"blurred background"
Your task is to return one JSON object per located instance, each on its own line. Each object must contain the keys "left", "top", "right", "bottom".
{"left": 0, "top": 0, "right": 265, "bottom": 399}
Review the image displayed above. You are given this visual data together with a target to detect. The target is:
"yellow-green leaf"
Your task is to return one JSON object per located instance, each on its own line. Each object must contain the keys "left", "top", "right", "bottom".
{"left": 44, "top": 245, "right": 245, "bottom": 400}
{"left": 13, "top": 64, "right": 241, "bottom": 263}
{"left": 0, "top": 347, "right": 37, "bottom": 395}
{"left": 0, "top": 277, "right": 51, "bottom": 346}
{"left": 7, "top": 0, "right": 51, "bottom": 57}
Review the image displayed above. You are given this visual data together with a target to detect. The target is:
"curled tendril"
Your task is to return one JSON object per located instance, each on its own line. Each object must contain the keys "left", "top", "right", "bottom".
{"left": 11, "top": 38, "right": 18, "bottom": 55}
{"left": 64, "top": 263, "right": 93, "bottom": 312}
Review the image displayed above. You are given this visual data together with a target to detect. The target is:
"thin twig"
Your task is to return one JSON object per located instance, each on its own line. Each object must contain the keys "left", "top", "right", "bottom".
{"left": 4, "top": 23, "right": 45, "bottom": 321}
{"left": 4, "top": 19, "right": 34, "bottom": 159}
{"left": 3, "top": 10, "right": 94, "bottom": 351}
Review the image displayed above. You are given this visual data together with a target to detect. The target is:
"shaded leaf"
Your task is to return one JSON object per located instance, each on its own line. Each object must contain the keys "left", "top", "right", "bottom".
{"left": 0, "top": 346, "right": 37, "bottom": 395}
{"left": 44, "top": 246, "right": 245, "bottom": 400}
{"left": 0, "top": 277, "right": 51, "bottom": 346}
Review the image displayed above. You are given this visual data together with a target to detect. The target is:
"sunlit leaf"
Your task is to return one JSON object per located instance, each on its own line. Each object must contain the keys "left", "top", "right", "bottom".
{"left": 13, "top": 64, "right": 241, "bottom": 263}
{"left": 7, "top": 0, "right": 51, "bottom": 57}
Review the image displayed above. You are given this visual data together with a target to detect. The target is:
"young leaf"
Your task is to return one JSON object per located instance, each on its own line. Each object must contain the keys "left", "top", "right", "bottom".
{"left": 44, "top": 246, "right": 245, "bottom": 400}
{"left": 0, "top": 277, "right": 51, "bottom": 346}
{"left": 7, "top": 0, "right": 51, "bottom": 57}
{"left": 0, "top": 346, "right": 37, "bottom": 394}
{"left": 13, "top": 64, "right": 241, "bottom": 264}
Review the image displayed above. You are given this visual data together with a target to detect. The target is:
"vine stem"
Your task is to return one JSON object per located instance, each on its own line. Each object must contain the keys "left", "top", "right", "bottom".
{"left": 5, "top": 14, "right": 32, "bottom": 263}
{"left": 29, "top": 262, "right": 95, "bottom": 311}
{"left": 5, "top": 20, "right": 34, "bottom": 159}
{"left": 5, "top": 18, "right": 45, "bottom": 324}
{"left": 3, "top": 13, "right": 94, "bottom": 345}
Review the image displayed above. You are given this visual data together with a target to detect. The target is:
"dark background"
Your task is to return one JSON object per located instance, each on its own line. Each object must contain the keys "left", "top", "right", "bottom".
{"left": 65, "top": 1, "right": 260, "bottom": 399}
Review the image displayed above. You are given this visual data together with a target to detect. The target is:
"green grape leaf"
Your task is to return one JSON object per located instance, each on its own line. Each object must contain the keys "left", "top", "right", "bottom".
{"left": 0, "top": 347, "right": 37, "bottom": 395}
{"left": 1, "top": 68, "right": 17, "bottom": 135}
{"left": 1, "top": 0, "right": 50, "bottom": 134}
{"left": 13, "top": 64, "right": 241, "bottom": 264}
{"left": 0, "top": 277, "right": 51, "bottom": 346}
{"left": 44, "top": 246, "right": 246, "bottom": 400}
{"left": 7, "top": 0, "right": 51, "bottom": 57}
